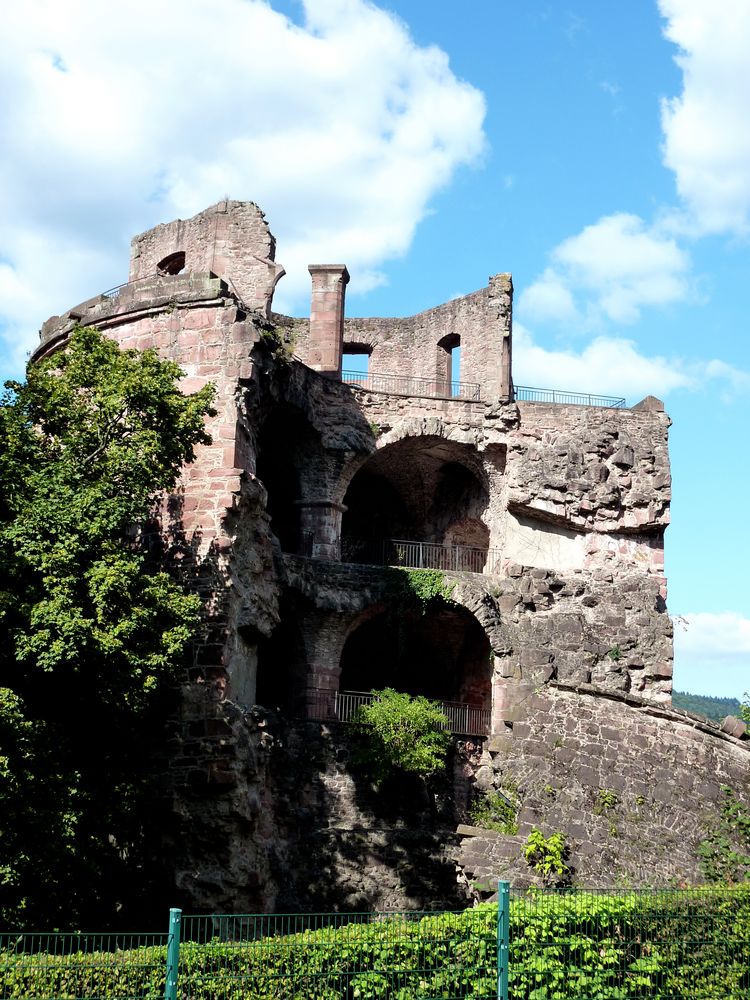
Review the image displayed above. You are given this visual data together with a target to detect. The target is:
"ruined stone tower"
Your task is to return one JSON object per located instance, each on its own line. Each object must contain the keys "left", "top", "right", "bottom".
{"left": 35, "top": 200, "right": 748, "bottom": 910}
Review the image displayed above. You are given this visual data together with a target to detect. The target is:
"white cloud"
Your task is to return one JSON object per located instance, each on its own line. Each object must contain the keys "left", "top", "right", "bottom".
{"left": 660, "top": 0, "right": 750, "bottom": 236}
{"left": 512, "top": 322, "right": 692, "bottom": 400}
{"left": 518, "top": 213, "right": 692, "bottom": 328}
{"left": 513, "top": 322, "right": 749, "bottom": 402}
{"left": 673, "top": 611, "right": 750, "bottom": 698}
{"left": 0, "top": 0, "right": 486, "bottom": 373}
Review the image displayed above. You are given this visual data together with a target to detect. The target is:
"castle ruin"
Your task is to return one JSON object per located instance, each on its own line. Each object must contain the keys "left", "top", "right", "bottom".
{"left": 35, "top": 200, "right": 748, "bottom": 910}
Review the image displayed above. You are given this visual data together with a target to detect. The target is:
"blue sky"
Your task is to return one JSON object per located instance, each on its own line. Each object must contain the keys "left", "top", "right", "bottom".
{"left": 1, "top": 0, "right": 748, "bottom": 698}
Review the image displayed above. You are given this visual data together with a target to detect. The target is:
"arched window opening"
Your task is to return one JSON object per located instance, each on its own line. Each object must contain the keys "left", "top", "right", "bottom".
{"left": 437, "top": 333, "right": 461, "bottom": 397}
{"left": 156, "top": 251, "right": 186, "bottom": 275}
{"left": 339, "top": 603, "right": 492, "bottom": 733}
{"left": 342, "top": 342, "right": 372, "bottom": 382}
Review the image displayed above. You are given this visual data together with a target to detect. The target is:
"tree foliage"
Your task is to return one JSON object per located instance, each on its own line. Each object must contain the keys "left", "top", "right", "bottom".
{"left": 0, "top": 327, "right": 215, "bottom": 927}
{"left": 671, "top": 690, "right": 743, "bottom": 722}
{"left": 353, "top": 688, "right": 451, "bottom": 783}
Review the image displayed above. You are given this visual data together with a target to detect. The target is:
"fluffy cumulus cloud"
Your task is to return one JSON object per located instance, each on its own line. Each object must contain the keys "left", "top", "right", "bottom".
{"left": 0, "top": 0, "right": 485, "bottom": 374}
{"left": 660, "top": 0, "right": 750, "bottom": 236}
{"left": 512, "top": 322, "right": 688, "bottom": 400}
{"left": 518, "top": 213, "right": 692, "bottom": 329}
{"left": 512, "top": 322, "right": 748, "bottom": 402}
{"left": 673, "top": 611, "right": 750, "bottom": 698}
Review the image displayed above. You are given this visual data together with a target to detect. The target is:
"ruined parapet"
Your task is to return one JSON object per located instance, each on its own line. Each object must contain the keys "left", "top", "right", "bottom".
{"left": 34, "top": 274, "right": 232, "bottom": 362}
{"left": 129, "top": 200, "right": 285, "bottom": 317}
{"left": 293, "top": 273, "right": 513, "bottom": 402}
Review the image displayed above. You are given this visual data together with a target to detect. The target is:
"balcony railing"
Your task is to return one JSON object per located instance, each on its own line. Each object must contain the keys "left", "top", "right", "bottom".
{"left": 342, "top": 370, "right": 481, "bottom": 402}
{"left": 514, "top": 385, "right": 626, "bottom": 408}
{"left": 310, "top": 689, "right": 491, "bottom": 737}
{"left": 342, "top": 538, "right": 503, "bottom": 576}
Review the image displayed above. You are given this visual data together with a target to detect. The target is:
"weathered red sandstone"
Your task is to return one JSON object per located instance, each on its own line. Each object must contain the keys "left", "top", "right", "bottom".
{"left": 35, "top": 200, "right": 747, "bottom": 910}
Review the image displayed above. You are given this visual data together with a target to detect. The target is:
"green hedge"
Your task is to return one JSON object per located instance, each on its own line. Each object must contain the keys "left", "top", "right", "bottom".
{"left": 0, "top": 942, "right": 166, "bottom": 999}
{"left": 2, "top": 888, "right": 749, "bottom": 999}
{"left": 508, "top": 888, "right": 750, "bottom": 1000}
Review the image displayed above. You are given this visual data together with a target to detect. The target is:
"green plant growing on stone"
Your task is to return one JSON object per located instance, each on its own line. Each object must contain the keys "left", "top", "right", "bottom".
{"left": 352, "top": 688, "right": 451, "bottom": 784}
{"left": 594, "top": 789, "right": 619, "bottom": 816}
{"left": 698, "top": 785, "right": 750, "bottom": 883}
{"left": 607, "top": 645, "right": 622, "bottom": 662}
{"left": 258, "top": 324, "right": 296, "bottom": 362}
{"left": 386, "top": 567, "right": 456, "bottom": 612}
{"left": 469, "top": 789, "right": 519, "bottom": 834}
{"left": 522, "top": 828, "right": 570, "bottom": 884}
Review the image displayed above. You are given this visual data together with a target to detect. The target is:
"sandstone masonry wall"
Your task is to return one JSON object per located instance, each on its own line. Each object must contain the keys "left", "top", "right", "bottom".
{"left": 31, "top": 199, "right": 737, "bottom": 914}
{"left": 129, "top": 201, "right": 285, "bottom": 316}
{"left": 458, "top": 684, "right": 750, "bottom": 889}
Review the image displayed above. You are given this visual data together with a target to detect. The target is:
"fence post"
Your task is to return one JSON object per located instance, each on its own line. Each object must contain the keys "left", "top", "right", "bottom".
{"left": 164, "top": 907, "right": 182, "bottom": 1000}
{"left": 497, "top": 880, "right": 509, "bottom": 1000}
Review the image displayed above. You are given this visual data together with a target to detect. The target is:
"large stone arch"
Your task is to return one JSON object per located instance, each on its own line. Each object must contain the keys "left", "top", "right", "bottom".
{"left": 339, "top": 430, "right": 491, "bottom": 566}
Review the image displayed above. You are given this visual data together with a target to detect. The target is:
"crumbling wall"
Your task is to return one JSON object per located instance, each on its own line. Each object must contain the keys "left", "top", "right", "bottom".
{"left": 457, "top": 684, "right": 750, "bottom": 888}
{"left": 31, "top": 199, "right": 700, "bottom": 912}
{"left": 293, "top": 273, "right": 512, "bottom": 400}
{"left": 129, "top": 201, "right": 285, "bottom": 316}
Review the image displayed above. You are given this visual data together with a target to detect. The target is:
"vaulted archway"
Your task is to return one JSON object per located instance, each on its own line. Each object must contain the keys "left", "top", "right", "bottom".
{"left": 340, "top": 435, "right": 490, "bottom": 569}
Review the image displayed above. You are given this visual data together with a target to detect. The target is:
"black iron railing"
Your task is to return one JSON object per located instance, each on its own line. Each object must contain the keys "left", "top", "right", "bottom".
{"left": 514, "top": 385, "right": 626, "bottom": 408}
{"left": 383, "top": 538, "right": 501, "bottom": 574}
{"left": 343, "top": 538, "right": 501, "bottom": 575}
{"left": 309, "top": 689, "right": 491, "bottom": 736}
{"left": 342, "top": 370, "right": 481, "bottom": 401}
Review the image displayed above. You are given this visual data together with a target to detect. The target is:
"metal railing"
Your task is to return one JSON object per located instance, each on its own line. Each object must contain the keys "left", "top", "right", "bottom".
{"left": 323, "top": 689, "right": 492, "bottom": 736}
{"left": 101, "top": 273, "right": 159, "bottom": 300}
{"left": 514, "top": 385, "right": 626, "bottom": 408}
{"left": 306, "top": 690, "right": 492, "bottom": 737}
{"left": 342, "top": 369, "right": 481, "bottom": 401}
{"left": 376, "top": 537, "right": 503, "bottom": 575}
{"left": 0, "top": 930, "right": 168, "bottom": 999}
{"left": 508, "top": 885, "right": 750, "bottom": 999}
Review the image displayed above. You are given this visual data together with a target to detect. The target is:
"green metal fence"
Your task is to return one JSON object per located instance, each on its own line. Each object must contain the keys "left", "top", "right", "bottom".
{"left": 508, "top": 885, "right": 750, "bottom": 1000}
{"left": 0, "top": 930, "right": 168, "bottom": 999}
{"left": 1, "top": 885, "right": 749, "bottom": 999}
{"left": 177, "top": 906, "right": 497, "bottom": 1000}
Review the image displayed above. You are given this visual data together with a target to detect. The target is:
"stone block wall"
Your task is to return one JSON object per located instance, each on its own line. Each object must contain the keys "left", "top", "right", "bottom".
{"left": 457, "top": 684, "right": 750, "bottom": 888}
{"left": 129, "top": 200, "right": 285, "bottom": 316}
{"left": 292, "top": 273, "right": 512, "bottom": 400}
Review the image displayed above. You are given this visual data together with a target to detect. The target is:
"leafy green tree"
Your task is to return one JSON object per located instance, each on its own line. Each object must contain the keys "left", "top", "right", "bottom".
{"left": 0, "top": 327, "right": 215, "bottom": 927}
{"left": 353, "top": 688, "right": 452, "bottom": 783}
{"left": 741, "top": 694, "right": 750, "bottom": 725}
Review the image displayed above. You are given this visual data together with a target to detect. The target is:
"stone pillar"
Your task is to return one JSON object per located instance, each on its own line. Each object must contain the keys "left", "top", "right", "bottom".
{"left": 295, "top": 500, "right": 347, "bottom": 561}
{"left": 299, "top": 610, "right": 350, "bottom": 721}
{"left": 488, "top": 273, "right": 513, "bottom": 400}
{"left": 307, "top": 265, "right": 350, "bottom": 378}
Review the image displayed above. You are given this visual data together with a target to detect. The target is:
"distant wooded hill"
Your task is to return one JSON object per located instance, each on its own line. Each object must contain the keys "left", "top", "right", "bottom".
{"left": 672, "top": 690, "right": 742, "bottom": 722}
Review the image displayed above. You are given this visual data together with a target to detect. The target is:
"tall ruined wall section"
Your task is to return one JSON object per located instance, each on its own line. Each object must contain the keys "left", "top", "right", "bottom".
{"left": 291, "top": 273, "right": 513, "bottom": 399}
{"left": 32, "top": 200, "right": 747, "bottom": 914}
{"left": 129, "top": 200, "right": 285, "bottom": 317}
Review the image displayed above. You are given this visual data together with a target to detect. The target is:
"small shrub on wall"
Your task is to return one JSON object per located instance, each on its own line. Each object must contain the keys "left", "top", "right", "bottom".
{"left": 353, "top": 688, "right": 451, "bottom": 783}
